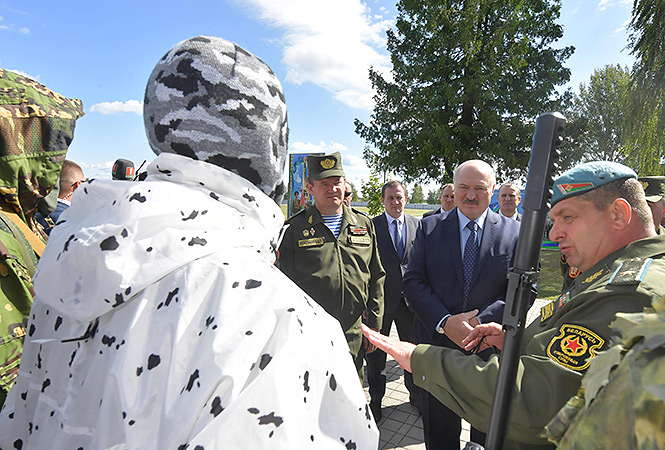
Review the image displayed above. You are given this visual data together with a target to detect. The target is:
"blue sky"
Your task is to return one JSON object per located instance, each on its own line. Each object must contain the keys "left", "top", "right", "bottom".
{"left": 1, "top": 0, "right": 635, "bottom": 192}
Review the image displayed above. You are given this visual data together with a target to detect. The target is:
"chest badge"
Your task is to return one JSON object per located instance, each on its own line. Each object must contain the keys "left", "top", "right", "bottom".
{"left": 350, "top": 226, "right": 368, "bottom": 235}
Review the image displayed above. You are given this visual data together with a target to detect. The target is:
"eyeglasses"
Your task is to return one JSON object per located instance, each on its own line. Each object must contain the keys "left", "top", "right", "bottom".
{"left": 344, "top": 191, "right": 353, "bottom": 198}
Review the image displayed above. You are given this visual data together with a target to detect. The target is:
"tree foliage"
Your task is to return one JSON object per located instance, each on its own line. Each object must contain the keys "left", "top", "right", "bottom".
{"left": 355, "top": 0, "right": 574, "bottom": 183}
{"left": 361, "top": 172, "right": 384, "bottom": 216}
{"left": 410, "top": 184, "right": 424, "bottom": 203}
{"left": 625, "top": 0, "right": 665, "bottom": 174}
{"left": 566, "top": 65, "right": 632, "bottom": 164}
{"left": 426, "top": 188, "right": 439, "bottom": 204}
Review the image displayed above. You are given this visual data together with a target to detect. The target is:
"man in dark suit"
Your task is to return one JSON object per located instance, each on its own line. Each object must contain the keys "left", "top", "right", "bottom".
{"left": 366, "top": 180, "right": 420, "bottom": 421}
{"left": 497, "top": 181, "right": 522, "bottom": 221}
{"left": 422, "top": 183, "right": 455, "bottom": 218}
{"left": 404, "top": 160, "right": 520, "bottom": 450}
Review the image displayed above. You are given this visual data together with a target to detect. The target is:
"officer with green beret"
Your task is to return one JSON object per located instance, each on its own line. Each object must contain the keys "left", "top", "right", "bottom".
{"left": 0, "top": 69, "right": 84, "bottom": 408}
{"left": 638, "top": 176, "right": 665, "bottom": 231}
{"left": 278, "top": 152, "right": 385, "bottom": 381}
{"left": 362, "top": 161, "right": 665, "bottom": 449}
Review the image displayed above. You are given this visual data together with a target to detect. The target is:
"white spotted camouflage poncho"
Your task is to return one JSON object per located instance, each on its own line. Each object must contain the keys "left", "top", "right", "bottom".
{"left": 0, "top": 153, "right": 379, "bottom": 450}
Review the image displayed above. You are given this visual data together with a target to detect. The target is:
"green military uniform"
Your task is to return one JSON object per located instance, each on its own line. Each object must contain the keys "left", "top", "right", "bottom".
{"left": 278, "top": 152, "right": 384, "bottom": 378}
{"left": 545, "top": 290, "right": 665, "bottom": 449}
{"left": 0, "top": 69, "right": 83, "bottom": 407}
{"left": 279, "top": 204, "right": 385, "bottom": 375}
{"left": 407, "top": 161, "right": 664, "bottom": 449}
{"left": 412, "top": 232, "right": 664, "bottom": 449}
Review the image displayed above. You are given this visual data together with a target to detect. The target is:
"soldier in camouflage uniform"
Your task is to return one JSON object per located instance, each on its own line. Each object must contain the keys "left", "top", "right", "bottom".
{"left": 363, "top": 161, "right": 665, "bottom": 449}
{"left": 278, "top": 152, "right": 385, "bottom": 381}
{"left": 0, "top": 69, "right": 83, "bottom": 407}
{"left": 545, "top": 291, "right": 665, "bottom": 449}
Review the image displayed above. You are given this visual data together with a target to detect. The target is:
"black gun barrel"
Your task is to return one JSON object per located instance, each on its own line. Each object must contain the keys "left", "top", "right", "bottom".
{"left": 485, "top": 112, "right": 565, "bottom": 450}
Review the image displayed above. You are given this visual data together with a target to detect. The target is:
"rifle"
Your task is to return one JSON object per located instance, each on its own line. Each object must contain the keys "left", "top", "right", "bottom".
{"left": 484, "top": 112, "right": 566, "bottom": 450}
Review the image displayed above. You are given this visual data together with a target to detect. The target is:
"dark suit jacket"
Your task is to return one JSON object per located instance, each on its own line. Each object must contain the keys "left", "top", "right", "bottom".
{"left": 404, "top": 208, "right": 520, "bottom": 345}
{"left": 422, "top": 207, "right": 441, "bottom": 218}
{"left": 372, "top": 213, "right": 419, "bottom": 316}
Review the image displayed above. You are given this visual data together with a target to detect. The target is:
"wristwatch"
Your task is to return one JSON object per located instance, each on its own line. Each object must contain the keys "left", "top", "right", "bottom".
{"left": 437, "top": 315, "right": 450, "bottom": 334}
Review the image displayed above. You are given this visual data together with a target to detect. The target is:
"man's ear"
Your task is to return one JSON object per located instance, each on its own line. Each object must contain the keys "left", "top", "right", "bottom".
{"left": 611, "top": 198, "right": 632, "bottom": 230}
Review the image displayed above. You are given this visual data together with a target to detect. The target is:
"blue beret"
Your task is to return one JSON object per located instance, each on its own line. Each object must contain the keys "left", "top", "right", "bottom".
{"left": 552, "top": 161, "right": 637, "bottom": 206}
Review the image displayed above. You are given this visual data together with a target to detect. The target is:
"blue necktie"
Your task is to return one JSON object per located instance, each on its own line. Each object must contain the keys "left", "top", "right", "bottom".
{"left": 393, "top": 219, "right": 404, "bottom": 260}
{"left": 463, "top": 221, "right": 479, "bottom": 308}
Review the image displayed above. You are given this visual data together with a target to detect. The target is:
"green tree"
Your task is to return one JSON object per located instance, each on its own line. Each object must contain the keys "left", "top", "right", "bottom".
{"left": 361, "top": 172, "right": 384, "bottom": 216}
{"left": 569, "top": 65, "right": 632, "bottom": 163}
{"left": 410, "top": 184, "right": 424, "bottom": 203}
{"left": 348, "top": 181, "right": 359, "bottom": 201}
{"left": 355, "top": 0, "right": 574, "bottom": 183}
{"left": 625, "top": 0, "right": 665, "bottom": 174}
{"left": 426, "top": 188, "right": 439, "bottom": 204}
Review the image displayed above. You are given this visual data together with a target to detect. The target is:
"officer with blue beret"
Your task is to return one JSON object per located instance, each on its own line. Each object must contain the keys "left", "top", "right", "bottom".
{"left": 361, "top": 161, "right": 665, "bottom": 449}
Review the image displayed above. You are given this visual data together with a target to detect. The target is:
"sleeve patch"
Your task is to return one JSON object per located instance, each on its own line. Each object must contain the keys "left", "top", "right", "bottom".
{"left": 546, "top": 324, "right": 605, "bottom": 371}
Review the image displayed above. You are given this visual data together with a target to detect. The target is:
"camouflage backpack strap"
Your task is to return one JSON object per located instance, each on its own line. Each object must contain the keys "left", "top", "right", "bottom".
{"left": 0, "top": 210, "right": 39, "bottom": 275}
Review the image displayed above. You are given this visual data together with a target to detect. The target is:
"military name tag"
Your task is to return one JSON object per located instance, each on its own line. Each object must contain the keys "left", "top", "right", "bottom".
{"left": 298, "top": 237, "right": 324, "bottom": 247}
{"left": 350, "top": 235, "right": 371, "bottom": 245}
{"left": 546, "top": 324, "right": 604, "bottom": 371}
{"left": 540, "top": 301, "right": 556, "bottom": 322}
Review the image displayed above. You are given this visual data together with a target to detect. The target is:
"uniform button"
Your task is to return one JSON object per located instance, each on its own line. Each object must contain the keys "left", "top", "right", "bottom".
{"left": 421, "top": 375, "right": 426, "bottom": 382}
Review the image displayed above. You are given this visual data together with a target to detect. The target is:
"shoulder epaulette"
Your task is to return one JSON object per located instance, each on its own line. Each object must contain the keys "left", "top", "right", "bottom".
{"left": 351, "top": 207, "right": 371, "bottom": 219}
{"left": 607, "top": 258, "right": 653, "bottom": 286}
{"left": 285, "top": 207, "right": 306, "bottom": 223}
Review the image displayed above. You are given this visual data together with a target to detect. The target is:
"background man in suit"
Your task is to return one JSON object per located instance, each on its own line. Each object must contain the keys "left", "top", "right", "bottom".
{"left": 422, "top": 183, "right": 455, "bottom": 218}
{"left": 497, "top": 181, "right": 522, "bottom": 221}
{"left": 404, "top": 160, "right": 520, "bottom": 449}
{"left": 366, "top": 180, "right": 420, "bottom": 420}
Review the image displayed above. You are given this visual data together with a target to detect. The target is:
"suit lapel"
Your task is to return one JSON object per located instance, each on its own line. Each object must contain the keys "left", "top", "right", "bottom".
{"left": 444, "top": 209, "right": 465, "bottom": 288}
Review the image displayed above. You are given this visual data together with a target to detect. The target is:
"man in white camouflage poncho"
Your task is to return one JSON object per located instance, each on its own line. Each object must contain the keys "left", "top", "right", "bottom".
{"left": 0, "top": 36, "right": 378, "bottom": 450}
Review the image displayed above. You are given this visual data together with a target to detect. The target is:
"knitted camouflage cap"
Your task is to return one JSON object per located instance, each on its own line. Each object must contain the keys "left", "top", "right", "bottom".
{"left": 0, "top": 69, "right": 84, "bottom": 224}
{"left": 143, "top": 36, "right": 289, "bottom": 204}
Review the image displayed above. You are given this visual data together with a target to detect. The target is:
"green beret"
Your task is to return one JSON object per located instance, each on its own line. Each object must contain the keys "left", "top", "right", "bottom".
{"left": 306, "top": 151, "right": 345, "bottom": 181}
{"left": 638, "top": 176, "right": 665, "bottom": 203}
{"left": 552, "top": 161, "right": 637, "bottom": 206}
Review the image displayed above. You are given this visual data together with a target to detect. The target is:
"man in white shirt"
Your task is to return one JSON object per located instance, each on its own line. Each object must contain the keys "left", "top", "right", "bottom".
{"left": 497, "top": 181, "right": 522, "bottom": 221}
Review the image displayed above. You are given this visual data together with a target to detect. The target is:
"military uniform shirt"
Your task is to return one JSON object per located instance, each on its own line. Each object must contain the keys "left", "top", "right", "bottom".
{"left": 278, "top": 205, "right": 385, "bottom": 334}
{"left": 410, "top": 232, "right": 665, "bottom": 449}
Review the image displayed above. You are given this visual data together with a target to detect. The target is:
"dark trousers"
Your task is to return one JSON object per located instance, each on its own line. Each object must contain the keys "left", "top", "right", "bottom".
{"left": 365, "top": 298, "right": 419, "bottom": 403}
{"left": 420, "top": 389, "right": 486, "bottom": 450}
{"left": 420, "top": 344, "right": 493, "bottom": 450}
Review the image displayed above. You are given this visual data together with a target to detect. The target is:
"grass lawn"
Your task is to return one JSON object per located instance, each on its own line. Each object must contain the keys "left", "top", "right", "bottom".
{"left": 279, "top": 204, "right": 563, "bottom": 300}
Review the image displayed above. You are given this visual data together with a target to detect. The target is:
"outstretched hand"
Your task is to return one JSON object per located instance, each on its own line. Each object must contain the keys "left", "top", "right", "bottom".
{"left": 361, "top": 324, "right": 416, "bottom": 373}
{"left": 462, "top": 322, "right": 505, "bottom": 352}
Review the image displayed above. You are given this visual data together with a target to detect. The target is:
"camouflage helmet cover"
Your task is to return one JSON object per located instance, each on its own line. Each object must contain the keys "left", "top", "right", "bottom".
{"left": 0, "top": 69, "right": 84, "bottom": 224}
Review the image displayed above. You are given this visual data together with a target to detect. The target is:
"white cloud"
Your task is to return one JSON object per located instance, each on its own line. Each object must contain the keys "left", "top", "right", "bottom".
{"left": 7, "top": 69, "right": 39, "bottom": 81}
{"left": 597, "top": 0, "right": 632, "bottom": 11}
{"left": 0, "top": 16, "right": 30, "bottom": 34}
{"left": 290, "top": 140, "right": 348, "bottom": 153}
{"left": 240, "top": 0, "right": 393, "bottom": 110}
{"left": 79, "top": 161, "right": 115, "bottom": 180}
{"left": 89, "top": 100, "right": 143, "bottom": 115}
{"left": 613, "top": 17, "right": 631, "bottom": 35}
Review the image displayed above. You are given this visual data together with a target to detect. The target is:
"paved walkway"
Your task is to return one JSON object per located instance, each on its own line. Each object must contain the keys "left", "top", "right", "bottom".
{"left": 363, "top": 298, "right": 549, "bottom": 449}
